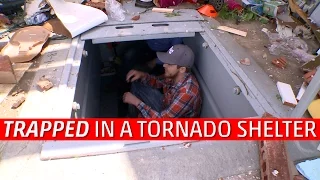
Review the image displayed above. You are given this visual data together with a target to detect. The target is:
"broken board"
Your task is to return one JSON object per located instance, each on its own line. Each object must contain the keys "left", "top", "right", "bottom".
{"left": 217, "top": 26, "right": 247, "bottom": 37}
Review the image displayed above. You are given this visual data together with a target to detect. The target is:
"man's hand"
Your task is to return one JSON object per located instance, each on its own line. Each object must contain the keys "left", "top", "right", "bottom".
{"left": 126, "top": 70, "right": 147, "bottom": 83}
{"left": 123, "top": 92, "right": 142, "bottom": 106}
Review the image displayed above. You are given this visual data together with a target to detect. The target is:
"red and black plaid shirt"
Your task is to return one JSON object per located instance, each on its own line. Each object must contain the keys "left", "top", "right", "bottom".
{"left": 137, "top": 73, "right": 202, "bottom": 118}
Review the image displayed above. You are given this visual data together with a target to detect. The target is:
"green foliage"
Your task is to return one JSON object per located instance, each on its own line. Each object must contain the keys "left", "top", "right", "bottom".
{"left": 165, "top": 11, "right": 182, "bottom": 17}
{"left": 219, "top": 4, "right": 256, "bottom": 22}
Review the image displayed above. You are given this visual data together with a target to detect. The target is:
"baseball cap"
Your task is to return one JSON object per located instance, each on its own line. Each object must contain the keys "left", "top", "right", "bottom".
{"left": 156, "top": 44, "right": 195, "bottom": 68}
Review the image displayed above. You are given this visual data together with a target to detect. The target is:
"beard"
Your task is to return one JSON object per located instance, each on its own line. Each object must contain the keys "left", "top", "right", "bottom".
{"left": 164, "top": 70, "right": 179, "bottom": 79}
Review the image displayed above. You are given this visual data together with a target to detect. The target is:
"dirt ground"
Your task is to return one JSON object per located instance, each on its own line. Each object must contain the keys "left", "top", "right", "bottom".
{"left": 216, "top": 17, "right": 319, "bottom": 94}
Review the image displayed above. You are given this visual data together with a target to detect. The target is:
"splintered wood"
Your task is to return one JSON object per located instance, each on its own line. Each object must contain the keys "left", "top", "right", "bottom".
{"left": 217, "top": 26, "right": 247, "bottom": 37}
{"left": 37, "top": 76, "right": 53, "bottom": 91}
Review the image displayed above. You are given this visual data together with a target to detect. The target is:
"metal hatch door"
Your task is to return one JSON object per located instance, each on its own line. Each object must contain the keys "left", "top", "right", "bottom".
{"left": 40, "top": 6, "right": 204, "bottom": 161}
{"left": 80, "top": 3, "right": 205, "bottom": 44}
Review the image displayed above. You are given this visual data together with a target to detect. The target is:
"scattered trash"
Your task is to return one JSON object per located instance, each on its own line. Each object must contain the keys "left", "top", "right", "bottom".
{"left": 262, "top": 28, "right": 316, "bottom": 63}
{"left": 131, "top": 15, "right": 140, "bottom": 21}
{"left": 11, "top": 89, "right": 24, "bottom": 96}
{"left": 11, "top": 96, "right": 26, "bottom": 109}
{"left": 184, "top": 142, "right": 191, "bottom": 148}
{"left": 296, "top": 158, "right": 320, "bottom": 180}
{"left": 152, "top": 8, "right": 174, "bottom": 13}
{"left": 37, "top": 76, "right": 53, "bottom": 91}
{"left": 294, "top": 25, "right": 313, "bottom": 39}
{"left": 240, "top": 58, "right": 251, "bottom": 66}
{"left": 272, "top": 169, "right": 279, "bottom": 177}
{"left": 271, "top": 57, "right": 287, "bottom": 69}
{"left": 303, "top": 68, "right": 317, "bottom": 84}
{"left": 262, "top": 53, "right": 267, "bottom": 59}
{"left": 104, "top": 0, "right": 125, "bottom": 21}
{"left": 1, "top": 26, "right": 51, "bottom": 63}
{"left": 164, "top": 11, "right": 182, "bottom": 17}
{"left": 198, "top": 5, "right": 218, "bottom": 18}
{"left": 25, "top": 12, "right": 50, "bottom": 25}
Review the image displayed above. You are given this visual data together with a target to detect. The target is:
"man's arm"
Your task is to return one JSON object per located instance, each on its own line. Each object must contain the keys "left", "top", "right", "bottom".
{"left": 136, "top": 92, "right": 193, "bottom": 118}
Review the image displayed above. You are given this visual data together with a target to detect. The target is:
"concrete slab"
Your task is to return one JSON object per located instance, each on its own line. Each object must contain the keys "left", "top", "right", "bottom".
{"left": 0, "top": 141, "right": 260, "bottom": 180}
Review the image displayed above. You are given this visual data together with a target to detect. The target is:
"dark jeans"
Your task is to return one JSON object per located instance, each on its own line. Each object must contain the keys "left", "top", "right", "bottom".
{"left": 128, "top": 82, "right": 163, "bottom": 117}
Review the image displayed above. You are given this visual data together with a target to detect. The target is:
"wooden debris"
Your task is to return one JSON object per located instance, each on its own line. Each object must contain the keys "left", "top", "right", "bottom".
{"left": 0, "top": 55, "right": 16, "bottom": 84}
{"left": 301, "top": 55, "right": 320, "bottom": 72}
{"left": 271, "top": 57, "right": 287, "bottom": 69}
{"left": 184, "top": 142, "right": 191, "bottom": 148}
{"left": 276, "top": 81, "right": 298, "bottom": 107}
{"left": 296, "top": 82, "right": 307, "bottom": 101}
{"left": 131, "top": 15, "right": 140, "bottom": 21}
{"left": 11, "top": 96, "right": 26, "bottom": 109}
{"left": 303, "top": 69, "right": 317, "bottom": 84}
{"left": 152, "top": 8, "right": 174, "bottom": 13}
{"left": 11, "top": 89, "right": 24, "bottom": 96}
{"left": 37, "top": 76, "right": 53, "bottom": 91}
{"left": 217, "top": 26, "right": 247, "bottom": 37}
{"left": 240, "top": 58, "right": 251, "bottom": 66}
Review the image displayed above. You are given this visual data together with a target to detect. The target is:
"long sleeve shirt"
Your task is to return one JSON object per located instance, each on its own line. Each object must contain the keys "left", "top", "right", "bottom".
{"left": 136, "top": 73, "right": 202, "bottom": 118}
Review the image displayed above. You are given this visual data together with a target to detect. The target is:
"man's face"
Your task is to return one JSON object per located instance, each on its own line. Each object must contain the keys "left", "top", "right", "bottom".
{"left": 163, "top": 63, "right": 180, "bottom": 78}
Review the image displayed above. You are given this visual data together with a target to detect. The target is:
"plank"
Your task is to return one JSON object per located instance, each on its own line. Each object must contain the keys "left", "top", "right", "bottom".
{"left": 81, "top": 21, "right": 203, "bottom": 40}
{"left": 152, "top": 8, "right": 174, "bottom": 13}
{"left": 217, "top": 26, "right": 247, "bottom": 37}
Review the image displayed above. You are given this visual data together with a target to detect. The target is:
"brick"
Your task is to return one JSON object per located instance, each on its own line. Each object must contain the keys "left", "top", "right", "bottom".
{"left": 272, "top": 57, "right": 287, "bottom": 69}
{"left": 259, "top": 141, "right": 290, "bottom": 180}
{"left": 0, "top": 55, "right": 16, "bottom": 84}
{"left": 37, "top": 76, "right": 53, "bottom": 91}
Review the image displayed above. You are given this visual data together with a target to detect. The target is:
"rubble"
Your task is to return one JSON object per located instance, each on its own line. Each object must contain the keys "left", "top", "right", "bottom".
{"left": 271, "top": 57, "right": 287, "bottom": 69}
{"left": 11, "top": 96, "right": 25, "bottom": 109}
{"left": 239, "top": 58, "right": 251, "bottom": 66}
{"left": 37, "top": 76, "right": 53, "bottom": 91}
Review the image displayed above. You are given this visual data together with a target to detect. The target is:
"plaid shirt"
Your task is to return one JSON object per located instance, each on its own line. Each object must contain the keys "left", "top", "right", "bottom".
{"left": 137, "top": 73, "right": 202, "bottom": 118}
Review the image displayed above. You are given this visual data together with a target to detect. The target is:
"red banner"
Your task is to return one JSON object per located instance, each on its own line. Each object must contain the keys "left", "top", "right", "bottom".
{"left": 0, "top": 118, "right": 319, "bottom": 140}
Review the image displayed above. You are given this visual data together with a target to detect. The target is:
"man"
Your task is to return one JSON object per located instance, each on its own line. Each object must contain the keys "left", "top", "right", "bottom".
{"left": 122, "top": 44, "right": 202, "bottom": 118}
